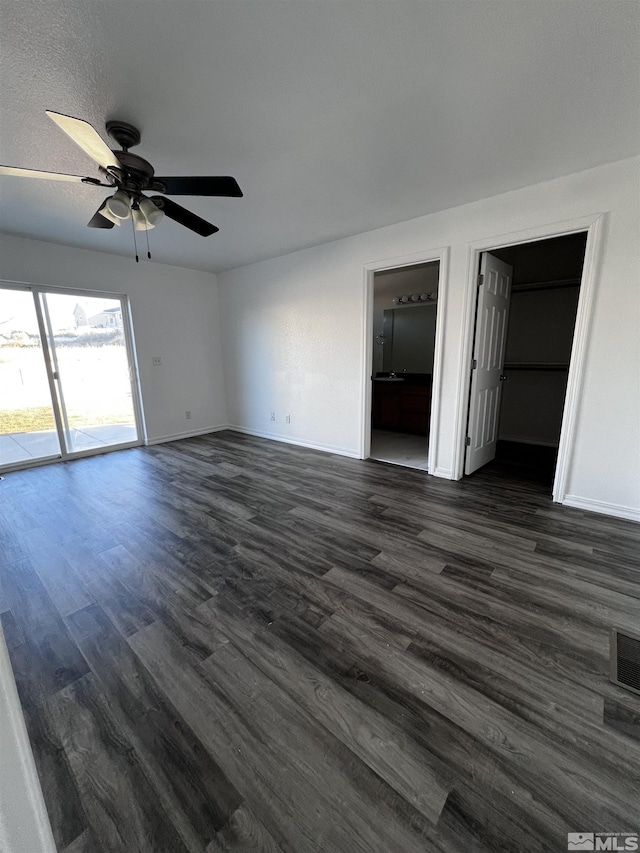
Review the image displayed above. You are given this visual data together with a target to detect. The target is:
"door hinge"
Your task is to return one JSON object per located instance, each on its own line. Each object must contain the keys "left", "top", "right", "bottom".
{"left": 471, "top": 358, "right": 477, "bottom": 370}
{"left": 465, "top": 436, "right": 471, "bottom": 446}
{"left": 477, "top": 274, "right": 484, "bottom": 287}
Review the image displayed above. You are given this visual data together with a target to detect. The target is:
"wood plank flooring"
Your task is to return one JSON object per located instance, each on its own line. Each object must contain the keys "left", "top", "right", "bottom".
{"left": 1, "top": 431, "right": 639, "bottom": 852}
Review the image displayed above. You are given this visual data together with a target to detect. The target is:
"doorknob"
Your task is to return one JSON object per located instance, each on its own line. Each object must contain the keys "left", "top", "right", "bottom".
{"left": 499, "top": 374, "right": 508, "bottom": 381}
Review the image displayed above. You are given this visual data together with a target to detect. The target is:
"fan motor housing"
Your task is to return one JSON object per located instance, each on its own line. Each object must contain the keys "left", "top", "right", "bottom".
{"left": 106, "top": 120, "right": 141, "bottom": 151}
{"left": 113, "top": 151, "right": 155, "bottom": 186}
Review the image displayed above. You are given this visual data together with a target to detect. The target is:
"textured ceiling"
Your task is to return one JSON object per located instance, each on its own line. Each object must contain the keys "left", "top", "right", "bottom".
{"left": 0, "top": 1, "right": 638, "bottom": 274}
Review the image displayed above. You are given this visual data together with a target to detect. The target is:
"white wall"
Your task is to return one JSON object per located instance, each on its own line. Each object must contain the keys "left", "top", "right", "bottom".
{"left": 0, "top": 235, "right": 227, "bottom": 443}
{"left": 0, "top": 630, "right": 56, "bottom": 853}
{"left": 219, "top": 157, "right": 640, "bottom": 518}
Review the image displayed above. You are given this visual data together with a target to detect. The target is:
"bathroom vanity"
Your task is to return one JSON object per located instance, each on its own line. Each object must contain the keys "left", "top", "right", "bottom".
{"left": 371, "top": 372, "right": 432, "bottom": 435}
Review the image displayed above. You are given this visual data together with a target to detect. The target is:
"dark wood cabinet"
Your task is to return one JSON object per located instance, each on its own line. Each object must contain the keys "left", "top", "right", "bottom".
{"left": 372, "top": 376, "right": 431, "bottom": 435}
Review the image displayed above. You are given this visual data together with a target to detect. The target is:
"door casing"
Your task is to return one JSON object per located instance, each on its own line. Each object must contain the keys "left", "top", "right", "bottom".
{"left": 453, "top": 213, "right": 604, "bottom": 502}
{"left": 360, "top": 247, "right": 449, "bottom": 474}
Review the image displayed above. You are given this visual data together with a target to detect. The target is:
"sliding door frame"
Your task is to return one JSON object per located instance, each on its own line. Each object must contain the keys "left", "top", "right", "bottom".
{"left": 0, "top": 280, "right": 145, "bottom": 473}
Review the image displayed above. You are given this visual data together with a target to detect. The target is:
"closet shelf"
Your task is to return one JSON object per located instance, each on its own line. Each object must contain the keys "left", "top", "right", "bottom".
{"left": 511, "top": 278, "right": 581, "bottom": 294}
{"left": 503, "top": 362, "right": 569, "bottom": 371}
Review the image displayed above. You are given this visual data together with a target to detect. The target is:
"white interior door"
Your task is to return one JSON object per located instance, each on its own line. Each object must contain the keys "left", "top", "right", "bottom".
{"left": 465, "top": 252, "right": 513, "bottom": 475}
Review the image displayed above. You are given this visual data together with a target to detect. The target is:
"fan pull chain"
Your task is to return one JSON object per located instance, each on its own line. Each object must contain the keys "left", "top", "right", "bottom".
{"left": 145, "top": 225, "right": 151, "bottom": 260}
{"left": 130, "top": 213, "right": 139, "bottom": 263}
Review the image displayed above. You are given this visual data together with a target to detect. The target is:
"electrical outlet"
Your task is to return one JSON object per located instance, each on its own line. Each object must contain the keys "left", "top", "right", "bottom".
{"left": 270, "top": 412, "right": 276, "bottom": 421}
{"left": 285, "top": 415, "right": 291, "bottom": 423}
{"left": 185, "top": 411, "right": 192, "bottom": 420}
{"left": 153, "top": 356, "right": 162, "bottom": 366}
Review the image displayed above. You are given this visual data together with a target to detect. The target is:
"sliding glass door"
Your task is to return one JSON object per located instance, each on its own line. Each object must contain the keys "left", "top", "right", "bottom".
{"left": 41, "top": 292, "right": 139, "bottom": 454}
{"left": 0, "top": 288, "right": 62, "bottom": 467}
{"left": 0, "top": 285, "right": 142, "bottom": 471}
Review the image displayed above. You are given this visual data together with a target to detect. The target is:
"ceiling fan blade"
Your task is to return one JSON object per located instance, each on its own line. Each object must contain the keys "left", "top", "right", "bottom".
{"left": 152, "top": 176, "right": 242, "bottom": 197}
{"left": 88, "top": 212, "right": 115, "bottom": 229}
{"left": 46, "top": 111, "right": 120, "bottom": 172}
{"left": 87, "top": 201, "right": 116, "bottom": 229}
{"left": 0, "top": 164, "right": 104, "bottom": 184}
{"left": 150, "top": 196, "right": 219, "bottom": 237}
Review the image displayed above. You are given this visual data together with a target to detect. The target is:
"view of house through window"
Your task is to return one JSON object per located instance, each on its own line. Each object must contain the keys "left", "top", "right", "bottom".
{"left": 0, "top": 286, "right": 140, "bottom": 469}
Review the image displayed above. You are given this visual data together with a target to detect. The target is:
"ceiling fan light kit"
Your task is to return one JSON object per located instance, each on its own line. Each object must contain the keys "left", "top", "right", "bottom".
{"left": 132, "top": 207, "right": 151, "bottom": 231}
{"left": 0, "top": 110, "right": 243, "bottom": 261}
{"left": 105, "top": 189, "right": 132, "bottom": 220}
{"left": 138, "top": 196, "right": 163, "bottom": 226}
{"left": 87, "top": 200, "right": 121, "bottom": 229}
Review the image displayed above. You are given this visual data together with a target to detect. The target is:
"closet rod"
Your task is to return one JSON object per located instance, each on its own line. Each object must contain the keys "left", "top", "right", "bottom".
{"left": 511, "top": 278, "right": 581, "bottom": 294}
{"left": 503, "top": 362, "right": 569, "bottom": 371}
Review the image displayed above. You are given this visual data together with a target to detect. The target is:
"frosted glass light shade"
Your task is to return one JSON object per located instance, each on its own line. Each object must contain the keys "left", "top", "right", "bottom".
{"left": 105, "top": 189, "right": 131, "bottom": 220}
{"left": 132, "top": 208, "right": 154, "bottom": 231}
{"left": 98, "top": 204, "right": 122, "bottom": 226}
{"left": 139, "top": 196, "right": 164, "bottom": 226}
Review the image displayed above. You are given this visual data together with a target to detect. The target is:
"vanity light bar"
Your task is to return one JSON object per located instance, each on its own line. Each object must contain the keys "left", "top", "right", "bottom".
{"left": 394, "top": 292, "right": 437, "bottom": 305}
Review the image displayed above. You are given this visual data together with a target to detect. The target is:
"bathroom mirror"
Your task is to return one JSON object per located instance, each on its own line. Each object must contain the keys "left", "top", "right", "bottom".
{"left": 381, "top": 304, "right": 437, "bottom": 374}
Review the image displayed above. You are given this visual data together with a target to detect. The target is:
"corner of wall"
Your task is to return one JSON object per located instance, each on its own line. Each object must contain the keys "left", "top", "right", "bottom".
{"left": 0, "top": 629, "right": 56, "bottom": 853}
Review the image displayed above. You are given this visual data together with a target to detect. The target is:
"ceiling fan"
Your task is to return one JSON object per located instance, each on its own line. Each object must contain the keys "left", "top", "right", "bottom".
{"left": 0, "top": 111, "right": 242, "bottom": 241}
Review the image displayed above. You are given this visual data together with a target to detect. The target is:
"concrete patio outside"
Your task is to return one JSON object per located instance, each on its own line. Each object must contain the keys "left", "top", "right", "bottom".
{"left": 0, "top": 423, "right": 138, "bottom": 466}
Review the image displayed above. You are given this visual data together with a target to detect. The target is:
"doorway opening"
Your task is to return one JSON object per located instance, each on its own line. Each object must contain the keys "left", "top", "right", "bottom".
{"left": 464, "top": 232, "right": 587, "bottom": 489}
{"left": 0, "top": 284, "right": 143, "bottom": 472}
{"left": 369, "top": 260, "right": 440, "bottom": 470}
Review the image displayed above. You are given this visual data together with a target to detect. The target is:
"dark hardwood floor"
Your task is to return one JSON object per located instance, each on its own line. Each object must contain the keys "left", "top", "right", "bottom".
{"left": 1, "top": 431, "right": 639, "bottom": 852}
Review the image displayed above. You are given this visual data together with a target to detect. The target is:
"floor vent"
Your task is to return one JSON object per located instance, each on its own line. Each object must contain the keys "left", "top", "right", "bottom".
{"left": 610, "top": 629, "right": 640, "bottom": 696}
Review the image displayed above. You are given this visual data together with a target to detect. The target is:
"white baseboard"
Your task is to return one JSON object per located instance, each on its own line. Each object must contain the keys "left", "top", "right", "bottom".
{"left": 145, "top": 425, "right": 229, "bottom": 446}
{"left": 226, "top": 425, "right": 361, "bottom": 459}
{"left": 562, "top": 494, "right": 640, "bottom": 523}
{"left": 0, "top": 630, "right": 56, "bottom": 853}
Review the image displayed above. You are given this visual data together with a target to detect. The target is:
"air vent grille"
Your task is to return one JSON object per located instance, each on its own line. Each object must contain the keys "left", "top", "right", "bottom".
{"left": 610, "top": 629, "right": 640, "bottom": 696}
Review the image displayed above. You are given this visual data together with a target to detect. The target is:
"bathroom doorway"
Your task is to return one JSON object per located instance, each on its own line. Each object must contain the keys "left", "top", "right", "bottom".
{"left": 369, "top": 261, "right": 440, "bottom": 471}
